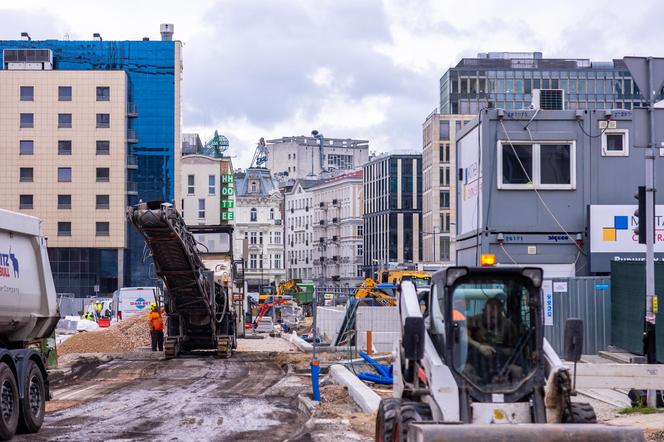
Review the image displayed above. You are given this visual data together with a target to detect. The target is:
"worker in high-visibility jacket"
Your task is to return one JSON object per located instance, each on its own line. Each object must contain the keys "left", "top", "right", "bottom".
{"left": 147, "top": 302, "right": 164, "bottom": 351}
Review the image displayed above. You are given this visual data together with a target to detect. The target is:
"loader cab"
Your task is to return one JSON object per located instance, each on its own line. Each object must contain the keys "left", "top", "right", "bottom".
{"left": 429, "top": 266, "right": 544, "bottom": 403}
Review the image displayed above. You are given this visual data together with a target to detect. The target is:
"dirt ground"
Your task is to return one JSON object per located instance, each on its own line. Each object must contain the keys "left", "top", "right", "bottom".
{"left": 316, "top": 384, "right": 374, "bottom": 439}
{"left": 601, "top": 412, "right": 664, "bottom": 442}
{"left": 57, "top": 316, "right": 150, "bottom": 355}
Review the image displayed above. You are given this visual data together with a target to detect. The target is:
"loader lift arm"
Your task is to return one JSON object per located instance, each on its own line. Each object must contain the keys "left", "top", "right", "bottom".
{"left": 127, "top": 201, "right": 236, "bottom": 358}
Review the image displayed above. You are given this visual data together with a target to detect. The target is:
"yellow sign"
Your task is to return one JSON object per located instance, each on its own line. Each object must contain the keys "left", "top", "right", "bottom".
{"left": 653, "top": 295, "right": 659, "bottom": 314}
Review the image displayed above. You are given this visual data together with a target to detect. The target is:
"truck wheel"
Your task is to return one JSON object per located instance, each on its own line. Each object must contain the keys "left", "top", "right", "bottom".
{"left": 563, "top": 402, "right": 597, "bottom": 424}
{"left": 396, "top": 402, "right": 432, "bottom": 441}
{"left": 18, "top": 360, "right": 45, "bottom": 434}
{"left": 375, "top": 398, "right": 400, "bottom": 442}
{"left": 0, "top": 362, "right": 19, "bottom": 441}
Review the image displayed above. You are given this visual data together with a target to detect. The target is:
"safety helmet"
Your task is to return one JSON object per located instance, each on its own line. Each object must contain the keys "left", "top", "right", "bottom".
{"left": 150, "top": 302, "right": 157, "bottom": 309}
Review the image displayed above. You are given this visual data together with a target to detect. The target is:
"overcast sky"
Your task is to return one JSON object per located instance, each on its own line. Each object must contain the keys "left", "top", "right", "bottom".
{"left": 1, "top": 0, "right": 660, "bottom": 168}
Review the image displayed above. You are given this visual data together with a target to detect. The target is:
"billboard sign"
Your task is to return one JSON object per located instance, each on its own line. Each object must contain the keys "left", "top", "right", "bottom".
{"left": 589, "top": 205, "right": 664, "bottom": 272}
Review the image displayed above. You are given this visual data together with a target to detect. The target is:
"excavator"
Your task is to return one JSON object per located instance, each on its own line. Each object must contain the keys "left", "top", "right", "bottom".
{"left": 258, "top": 279, "right": 302, "bottom": 304}
{"left": 127, "top": 201, "right": 237, "bottom": 359}
{"left": 376, "top": 257, "right": 643, "bottom": 441}
{"left": 354, "top": 278, "right": 396, "bottom": 306}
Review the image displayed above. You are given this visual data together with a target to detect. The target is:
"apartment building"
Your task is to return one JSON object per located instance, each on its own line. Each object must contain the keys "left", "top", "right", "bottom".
{"left": 421, "top": 112, "right": 474, "bottom": 263}
{"left": 363, "top": 154, "right": 422, "bottom": 273}
{"left": 0, "top": 26, "right": 182, "bottom": 294}
{"left": 312, "top": 169, "right": 364, "bottom": 286}
{"left": 284, "top": 179, "right": 318, "bottom": 280}
{"left": 233, "top": 168, "right": 286, "bottom": 292}
{"left": 266, "top": 136, "right": 369, "bottom": 180}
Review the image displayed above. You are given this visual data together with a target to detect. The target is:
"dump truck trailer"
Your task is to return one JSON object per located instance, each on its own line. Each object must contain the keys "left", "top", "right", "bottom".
{"left": 127, "top": 201, "right": 236, "bottom": 359}
{"left": 0, "top": 209, "right": 60, "bottom": 440}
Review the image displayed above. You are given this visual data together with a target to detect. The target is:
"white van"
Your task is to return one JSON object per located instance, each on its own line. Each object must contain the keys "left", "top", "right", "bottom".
{"left": 113, "top": 287, "right": 160, "bottom": 320}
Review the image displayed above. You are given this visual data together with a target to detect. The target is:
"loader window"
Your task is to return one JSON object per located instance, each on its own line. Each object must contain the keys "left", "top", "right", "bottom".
{"left": 449, "top": 277, "right": 538, "bottom": 393}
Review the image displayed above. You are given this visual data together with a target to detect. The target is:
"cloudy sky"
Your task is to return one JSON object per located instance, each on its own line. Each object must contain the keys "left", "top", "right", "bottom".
{"left": 1, "top": 0, "right": 660, "bottom": 167}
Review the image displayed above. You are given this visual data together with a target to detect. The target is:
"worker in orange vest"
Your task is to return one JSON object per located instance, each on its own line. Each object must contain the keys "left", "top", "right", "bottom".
{"left": 148, "top": 302, "right": 164, "bottom": 351}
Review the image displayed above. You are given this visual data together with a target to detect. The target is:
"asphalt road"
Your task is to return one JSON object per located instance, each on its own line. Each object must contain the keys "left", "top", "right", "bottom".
{"left": 19, "top": 352, "right": 308, "bottom": 441}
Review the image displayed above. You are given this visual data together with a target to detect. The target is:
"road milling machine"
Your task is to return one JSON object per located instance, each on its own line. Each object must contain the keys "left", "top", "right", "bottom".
{"left": 376, "top": 263, "right": 644, "bottom": 442}
{"left": 127, "top": 201, "right": 236, "bottom": 359}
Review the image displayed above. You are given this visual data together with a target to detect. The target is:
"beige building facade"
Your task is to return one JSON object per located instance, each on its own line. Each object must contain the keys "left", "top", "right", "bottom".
{"left": 0, "top": 70, "right": 128, "bottom": 249}
{"left": 422, "top": 113, "right": 474, "bottom": 263}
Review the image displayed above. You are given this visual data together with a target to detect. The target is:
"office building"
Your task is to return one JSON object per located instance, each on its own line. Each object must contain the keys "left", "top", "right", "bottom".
{"left": 440, "top": 52, "right": 645, "bottom": 115}
{"left": 312, "top": 169, "right": 364, "bottom": 286}
{"left": 265, "top": 136, "right": 369, "bottom": 180}
{"left": 233, "top": 168, "right": 286, "bottom": 292}
{"left": 0, "top": 26, "right": 182, "bottom": 295}
{"left": 363, "top": 153, "right": 422, "bottom": 272}
{"left": 422, "top": 113, "right": 474, "bottom": 263}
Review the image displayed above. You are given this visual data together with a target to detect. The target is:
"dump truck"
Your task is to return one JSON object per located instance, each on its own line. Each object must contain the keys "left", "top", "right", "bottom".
{"left": 0, "top": 209, "right": 60, "bottom": 440}
{"left": 376, "top": 263, "right": 644, "bottom": 441}
{"left": 127, "top": 201, "right": 236, "bottom": 359}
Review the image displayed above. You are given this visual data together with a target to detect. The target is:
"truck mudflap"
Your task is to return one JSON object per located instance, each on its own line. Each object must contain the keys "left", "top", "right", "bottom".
{"left": 407, "top": 423, "right": 645, "bottom": 442}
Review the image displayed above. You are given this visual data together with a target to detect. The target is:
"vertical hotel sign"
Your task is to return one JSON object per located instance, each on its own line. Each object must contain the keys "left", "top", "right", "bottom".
{"left": 221, "top": 173, "right": 235, "bottom": 222}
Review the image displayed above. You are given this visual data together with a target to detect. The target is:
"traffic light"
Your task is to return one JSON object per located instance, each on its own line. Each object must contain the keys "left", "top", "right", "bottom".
{"left": 633, "top": 186, "right": 651, "bottom": 244}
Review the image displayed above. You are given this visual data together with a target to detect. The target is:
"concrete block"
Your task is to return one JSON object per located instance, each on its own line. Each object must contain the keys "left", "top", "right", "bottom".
{"left": 329, "top": 364, "right": 381, "bottom": 413}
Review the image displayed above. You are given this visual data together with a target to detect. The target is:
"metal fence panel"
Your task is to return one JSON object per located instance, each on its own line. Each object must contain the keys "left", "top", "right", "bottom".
{"left": 355, "top": 306, "right": 399, "bottom": 353}
{"left": 543, "top": 277, "right": 611, "bottom": 355}
{"left": 316, "top": 306, "right": 345, "bottom": 343}
{"left": 57, "top": 295, "right": 85, "bottom": 317}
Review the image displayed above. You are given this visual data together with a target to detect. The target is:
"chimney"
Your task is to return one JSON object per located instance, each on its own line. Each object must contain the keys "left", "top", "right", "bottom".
{"left": 21, "top": 32, "right": 31, "bottom": 41}
{"left": 160, "top": 23, "right": 174, "bottom": 41}
{"left": 93, "top": 33, "right": 102, "bottom": 41}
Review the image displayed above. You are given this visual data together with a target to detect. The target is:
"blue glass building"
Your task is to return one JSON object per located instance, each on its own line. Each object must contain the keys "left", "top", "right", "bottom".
{"left": 0, "top": 32, "right": 181, "bottom": 294}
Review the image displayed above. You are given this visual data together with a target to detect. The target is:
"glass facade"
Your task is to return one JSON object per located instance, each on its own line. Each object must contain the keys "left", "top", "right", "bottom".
{"left": 439, "top": 54, "right": 648, "bottom": 114}
{"left": 48, "top": 248, "right": 118, "bottom": 297}
{"left": 0, "top": 39, "right": 178, "bottom": 290}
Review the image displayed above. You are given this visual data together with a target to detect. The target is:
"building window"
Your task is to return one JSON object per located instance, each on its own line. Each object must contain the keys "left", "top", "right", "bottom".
{"left": 250, "top": 208, "right": 257, "bottom": 222}
{"left": 96, "top": 194, "right": 109, "bottom": 209}
{"left": 58, "top": 140, "right": 72, "bottom": 155}
{"left": 439, "top": 120, "right": 450, "bottom": 139}
{"left": 187, "top": 175, "right": 195, "bottom": 195}
{"left": 58, "top": 86, "right": 72, "bottom": 101}
{"left": 440, "top": 143, "right": 450, "bottom": 163}
{"left": 440, "top": 212, "right": 450, "bottom": 233}
{"left": 20, "top": 86, "right": 34, "bottom": 101}
{"left": 198, "top": 199, "right": 206, "bottom": 219}
{"left": 96, "top": 222, "right": 110, "bottom": 237}
{"left": 440, "top": 191, "right": 450, "bottom": 208}
{"left": 250, "top": 232, "right": 257, "bottom": 245}
{"left": 96, "top": 140, "right": 110, "bottom": 155}
{"left": 601, "top": 129, "right": 629, "bottom": 157}
{"left": 58, "top": 113, "right": 72, "bottom": 128}
{"left": 96, "top": 113, "right": 110, "bottom": 128}
{"left": 498, "top": 141, "right": 575, "bottom": 190}
{"left": 57, "top": 222, "right": 72, "bottom": 236}
{"left": 357, "top": 225, "right": 364, "bottom": 236}
{"left": 19, "top": 194, "right": 33, "bottom": 209}
{"left": 274, "top": 254, "right": 282, "bottom": 269}
{"left": 208, "top": 175, "right": 215, "bottom": 195}
{"left": 269, "top": 208, "right": 274, "bottom": 220}
{"left": 19, "top": 140, "right": 33, "bottom": 155}
{"left": 439, "top": 166, "right": 450, "bottom": 187}
{"left": 58, "top": 194, "right": 71, "bottom": 209}
{"left": 20, "top": 113, "right": 33, "bottom": 128}
{"left": 96, "top": 167, "right": 110, "bottom": 182}
{"left": 328, "top": 154, "right": 354, "bottom": 169}
{"left": 58, "top": 167, "right": 72, "bottom": 182}
{"left": 357, "top": 244, "right": 364, "bottom": 256}
{"left": 96, "top": 86, "right": 110, "bottom": 101}
{"left": 274, "top": 231, "right": 281, "bottom": 244}
{"left": 250, "top": 254, "right": 257, "bottom": 269}
{"left": 251, "top": 182, "right": 257, "bottom": 193}
{"left": 440, "top": 237, "right": 451, "bottom": 260}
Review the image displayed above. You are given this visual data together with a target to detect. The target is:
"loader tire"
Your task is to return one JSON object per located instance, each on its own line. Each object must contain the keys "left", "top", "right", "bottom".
{"left": 0, "top": 362, "right": 19, "bottom": 441}
{"left": 375, "top": 398, "right": 400, "bottom": 442}
{"left": 563, "top": 402, "right": 597, "bottom": 424}
{"left": 17, "top": 360, "right": 45, "bottom": 434}
{"left": 396, "top": 402, "right": 432, "bottom": 441}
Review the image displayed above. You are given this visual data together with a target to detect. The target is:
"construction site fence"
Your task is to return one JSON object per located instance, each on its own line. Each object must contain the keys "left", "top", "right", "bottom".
{"left": 542, "top": 276, "right": 611, "bottom": 356}
{"left": 57, "top": 294, "right": 86, "bottom": 317}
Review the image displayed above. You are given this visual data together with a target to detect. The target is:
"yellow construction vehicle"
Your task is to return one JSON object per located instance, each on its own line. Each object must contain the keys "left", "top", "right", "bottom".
{"left": 376, "top": 269, "right": 431, "bottom": 292}
{"left": 258, "top": 279, "right": 302, "bottom": 304}
{"left": 353, "top": 278, "right": 396, "bottom": 306}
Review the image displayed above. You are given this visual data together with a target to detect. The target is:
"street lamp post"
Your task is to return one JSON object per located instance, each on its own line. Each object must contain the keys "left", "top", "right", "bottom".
{"left": 310, "top": 130, "right": 324, "bottom": 402}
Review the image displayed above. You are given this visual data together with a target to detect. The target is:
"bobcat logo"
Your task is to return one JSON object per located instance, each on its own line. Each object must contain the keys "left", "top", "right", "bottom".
{"left": 9, "top": 253, "right": 19, "bottom": 278}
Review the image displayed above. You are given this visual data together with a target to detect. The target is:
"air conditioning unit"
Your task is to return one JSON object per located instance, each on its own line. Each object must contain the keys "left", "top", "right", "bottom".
{"left": 531, "top": 89, "right": 565, "bottom": 110}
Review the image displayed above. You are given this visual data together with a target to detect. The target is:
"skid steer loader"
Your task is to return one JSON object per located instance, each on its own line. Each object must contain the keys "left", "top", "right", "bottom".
{"left": 376, "top": 263, "right": 644, "bottom": 442}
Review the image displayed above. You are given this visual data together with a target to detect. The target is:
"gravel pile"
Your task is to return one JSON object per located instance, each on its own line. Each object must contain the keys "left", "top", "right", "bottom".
{"left": 58, "top": 315, "right": 151, "bottom": 355}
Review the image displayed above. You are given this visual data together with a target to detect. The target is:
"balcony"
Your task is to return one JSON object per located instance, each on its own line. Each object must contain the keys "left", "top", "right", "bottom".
{"left": 127, "top": 181, "right": 138, "bottom": 195}
{"left": 332, "top": 198, "right": 339, "bottom": 206}
{"left": 127, "top": 102, "right": 138, "bottom": 117}
{"left": 126, "top": 154, "right": 138, "bottom": 169}
{"left": 127, "top": 129, "right": 138, "bottom": 143}
{"left": 274, "top": 219, "right": 282, "bottom": 225}
{"left": 319, "top": 202, "right": 327, "bottom": 210}
{"left": 332, "top": 217, "right": 339, "bottom": 224}
{"left": 332, "top": 235, "right": 338, "bottom": 242}
{"left": 319, "top": 220, "right": 325, "bottom": 226}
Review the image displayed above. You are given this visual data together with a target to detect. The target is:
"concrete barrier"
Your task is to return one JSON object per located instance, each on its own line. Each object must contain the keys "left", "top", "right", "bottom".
{"left": 329, "top": 364, "right": 381, "bottom": 413}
